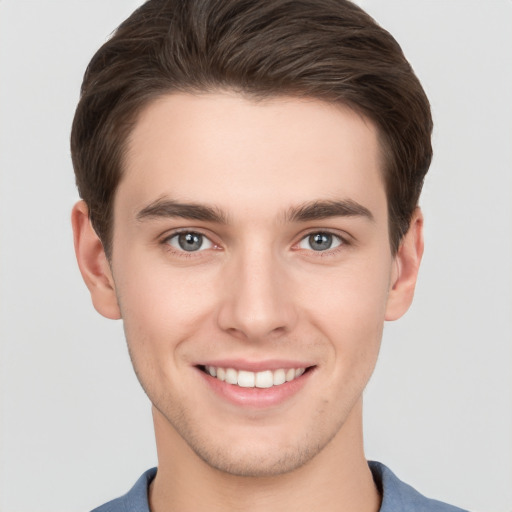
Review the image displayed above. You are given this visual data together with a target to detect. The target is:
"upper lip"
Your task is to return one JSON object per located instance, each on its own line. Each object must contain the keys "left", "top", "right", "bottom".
{"left": 196, "top": 359, "right": 314, "bottom": 372}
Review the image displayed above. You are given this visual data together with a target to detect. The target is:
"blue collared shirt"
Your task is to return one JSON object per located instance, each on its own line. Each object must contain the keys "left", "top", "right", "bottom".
{"left": 91, "top": 461, "right": 469, "bottom": 512}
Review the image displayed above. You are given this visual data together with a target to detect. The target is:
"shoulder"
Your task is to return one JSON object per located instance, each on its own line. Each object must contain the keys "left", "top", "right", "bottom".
{"left": 369, "top": 461, "right": 469, "bottom": 512}
{"left": 90, "top": 468, "right": 157, "bottom": 512}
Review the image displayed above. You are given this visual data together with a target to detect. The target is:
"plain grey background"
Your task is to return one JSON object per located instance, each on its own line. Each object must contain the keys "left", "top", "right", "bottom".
{"left": 0, "top": 1, "right": 511, "bottom": 511}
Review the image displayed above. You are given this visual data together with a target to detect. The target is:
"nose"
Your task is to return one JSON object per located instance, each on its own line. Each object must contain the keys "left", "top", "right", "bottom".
{"left": 216, "top": 246, "right": 298, "bottom": 341}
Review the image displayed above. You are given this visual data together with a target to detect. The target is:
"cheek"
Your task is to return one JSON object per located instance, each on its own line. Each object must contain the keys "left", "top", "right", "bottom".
{"left": 113, "top": 254, "right": 219, "bottom": 356}
{"left": 114, "top": 261, "right": 222, "bottom": 406}
{"left": 304, "top": 256, "right": 391, "bottom": 323}
{"left": 299, "top": 257, "right": 391, "bottom": 366}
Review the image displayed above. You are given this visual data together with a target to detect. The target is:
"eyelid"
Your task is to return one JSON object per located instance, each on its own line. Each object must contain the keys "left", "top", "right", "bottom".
{"left": 160, "top": 226, "right": 214, "bottom": 241}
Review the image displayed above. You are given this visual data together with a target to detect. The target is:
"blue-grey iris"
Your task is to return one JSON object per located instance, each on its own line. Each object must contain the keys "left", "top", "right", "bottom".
{"left": 309, "top": 233, "right": 333, "bottom": 251}
{"left": 178, "top": 232, "right": 203, "bottom": 251}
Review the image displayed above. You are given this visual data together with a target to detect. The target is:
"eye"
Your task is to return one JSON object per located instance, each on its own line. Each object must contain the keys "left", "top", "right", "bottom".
{"left": 167, "top": 232, "right": 213, "bottom": 252}
{"left": 298, "top": 232, "right": 343, "bottom": 252}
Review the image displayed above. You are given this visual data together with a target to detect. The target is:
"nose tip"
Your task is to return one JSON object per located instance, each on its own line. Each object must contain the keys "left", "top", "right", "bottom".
{"left": 216, "top": 256, "right": 297, "bottom": 341}
{"left": 222, "top": 310, "right": 288, "bottom": 341}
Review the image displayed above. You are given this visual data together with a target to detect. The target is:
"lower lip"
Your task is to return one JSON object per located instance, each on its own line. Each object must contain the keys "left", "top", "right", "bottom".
{"left": 197, "top": 368, "right": 313, "bottom": 409}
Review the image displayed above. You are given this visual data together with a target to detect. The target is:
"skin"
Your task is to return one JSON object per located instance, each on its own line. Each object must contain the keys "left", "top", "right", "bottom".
{"left": 72, "top": 91, "right": 423, "bottom": 512}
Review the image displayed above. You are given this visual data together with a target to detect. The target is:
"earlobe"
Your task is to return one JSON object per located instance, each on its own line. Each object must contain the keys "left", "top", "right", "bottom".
{"left": 71, "top": 200, "right": 121, "bottom": 320}
{"left": 385, "top": 208, "right": 424, "bottom": 321}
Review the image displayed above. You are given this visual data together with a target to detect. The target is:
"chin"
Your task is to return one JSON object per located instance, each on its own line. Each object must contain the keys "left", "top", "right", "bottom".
{"left": 191, "top": 440, "right": 321, "bottom": 478}
{"left": 170, "top": 411, "right": 346, "bottom": 478}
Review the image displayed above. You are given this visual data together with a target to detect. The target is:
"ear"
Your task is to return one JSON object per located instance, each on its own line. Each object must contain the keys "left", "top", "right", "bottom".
{"left": 71, "top": 200, "right": 121, "bottom": 320}
{"left": 385, "top": 208, "right": 424, "bottom": 321}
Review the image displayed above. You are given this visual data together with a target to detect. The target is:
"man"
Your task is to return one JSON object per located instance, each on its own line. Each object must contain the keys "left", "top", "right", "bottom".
{"left": 70, "top": 0, "right": 468, "bottom": 510}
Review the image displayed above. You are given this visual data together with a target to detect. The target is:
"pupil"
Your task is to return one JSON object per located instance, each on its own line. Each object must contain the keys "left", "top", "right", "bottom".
{"left": 310, "top": 233, "right": 332, "bottom": 251}
{"left": 178, "top": 232, "right": 202, "bottom": 251}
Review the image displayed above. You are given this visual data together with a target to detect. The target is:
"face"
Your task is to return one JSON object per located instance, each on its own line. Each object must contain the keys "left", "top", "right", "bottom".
{"left": 98, "top": 92, "right": 413, "bottom": 476}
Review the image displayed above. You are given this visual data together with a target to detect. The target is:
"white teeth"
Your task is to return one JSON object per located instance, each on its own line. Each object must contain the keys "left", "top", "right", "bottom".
{"left": 273, "top": 369, "right": 286, "bottom": 386}
{"left": 238, "top": 370, "right": 255, "bottom": 388}
{"left": 225, "top": 368, "right": 238, "bottom": 385}
{"left": 204, "top": 366, "right": 307, "bottom": 388}
{"left": 255, "top": 370, "right": 273, "bottom": 388}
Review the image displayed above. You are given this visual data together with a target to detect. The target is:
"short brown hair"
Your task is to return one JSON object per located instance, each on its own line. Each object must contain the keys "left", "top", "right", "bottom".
{"left": 71, "top": 0, "right": 433, "bottom": 257}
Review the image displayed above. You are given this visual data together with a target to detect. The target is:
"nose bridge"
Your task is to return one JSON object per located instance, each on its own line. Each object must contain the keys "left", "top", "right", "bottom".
{"left": 217, "top": 241, "right": 296, "bottom": 340}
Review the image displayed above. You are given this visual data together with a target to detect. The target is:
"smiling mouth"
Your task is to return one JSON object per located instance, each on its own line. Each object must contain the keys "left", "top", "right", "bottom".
{"left": 199, "top": 365, "right": 311, "bottom": 388}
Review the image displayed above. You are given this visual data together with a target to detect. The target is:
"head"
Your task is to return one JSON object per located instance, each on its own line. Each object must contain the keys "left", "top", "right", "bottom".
{"left": 71, "top": 0, "right": 431, "bottom": 479}
{"left": 71, "top": 0, "right": 432, "bottom": 260}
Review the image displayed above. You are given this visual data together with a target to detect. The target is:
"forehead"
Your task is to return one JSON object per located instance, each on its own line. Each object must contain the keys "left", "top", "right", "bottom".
{"left": 119, "top": 91, "right": 386, "bottom": 222}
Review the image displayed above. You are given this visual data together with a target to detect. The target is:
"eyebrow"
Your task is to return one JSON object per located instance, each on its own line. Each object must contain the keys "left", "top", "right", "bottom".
{"left": 285, "top": 199, "right": 374, "bottom": 223}
{"left": 136, "top": 198, "right": 373, "bottom": 224}
{"left": 136, "top": 199, "right": 228, "bottom": 224}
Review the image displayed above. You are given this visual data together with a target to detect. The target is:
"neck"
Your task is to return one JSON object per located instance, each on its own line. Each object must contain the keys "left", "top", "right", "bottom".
{"left": 149, "top": 400, "right": 380, "bottom": 512}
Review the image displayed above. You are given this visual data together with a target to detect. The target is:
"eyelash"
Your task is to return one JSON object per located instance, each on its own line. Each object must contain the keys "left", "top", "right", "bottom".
{"left": 160, "top": 229, "right": 350, "bottom": 258}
